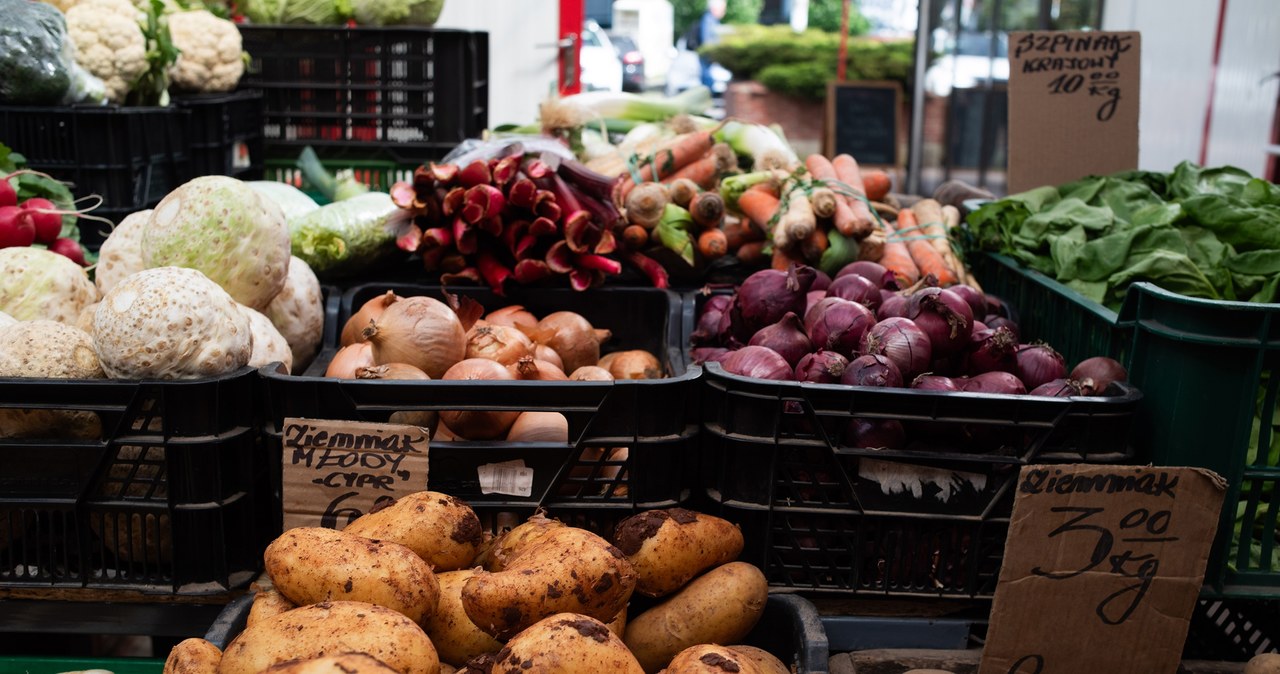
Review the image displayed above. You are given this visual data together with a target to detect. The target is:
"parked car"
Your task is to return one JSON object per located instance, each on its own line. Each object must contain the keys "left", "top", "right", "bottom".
{"left": 665, "top": 36, "right": 730, "bottom": 98}
{"left": 580, "top": 19, "right": 623, "bottom": 92}
{"left": 924, "top": 31, "right": 1009, "bottom": 97}
{"left": 608, "top": 32, "right": 646, "bottom": 92}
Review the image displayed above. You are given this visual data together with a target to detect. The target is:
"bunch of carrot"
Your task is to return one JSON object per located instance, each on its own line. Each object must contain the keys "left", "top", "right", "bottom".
{"left": 877, "top": 198, "right": 979, "bottom": 289}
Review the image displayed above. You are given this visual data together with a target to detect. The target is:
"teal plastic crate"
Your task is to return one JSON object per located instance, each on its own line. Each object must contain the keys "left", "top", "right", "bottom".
{"left": 1117, "top": 282, "right": 1280, "bottom": 598}
{"left": 970, "top": 250, "right": 1280, "bottom": 597}
{"left": 0, "top": 658, "right": 162, "bottom": 674}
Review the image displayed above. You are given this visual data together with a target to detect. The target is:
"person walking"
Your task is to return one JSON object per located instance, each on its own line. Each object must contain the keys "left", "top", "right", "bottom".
{"left": 692, "top": 0, "right": 726, "bottom": 88}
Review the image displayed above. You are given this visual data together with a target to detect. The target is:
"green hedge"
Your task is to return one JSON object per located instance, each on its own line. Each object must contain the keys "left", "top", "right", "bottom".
{"left": 701, "top": 25, "right": 914, "bottom": 101}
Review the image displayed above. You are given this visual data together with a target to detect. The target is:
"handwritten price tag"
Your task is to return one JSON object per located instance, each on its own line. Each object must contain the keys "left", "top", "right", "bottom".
{"left": 1007, "top": 30, "right": 1140, "bottom": 193}
{"left": 979, "top": 465, "right": 1225, "bottom": 674}
{"left": 280, "top": 417, "right": 431, "bottom": 531}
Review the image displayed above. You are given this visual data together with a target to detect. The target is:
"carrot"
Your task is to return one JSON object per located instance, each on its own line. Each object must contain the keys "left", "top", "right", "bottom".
{"left": 663, "top": 143, "right": 736, "bottom": 190}
{"left": 879, "top": 219, "right": 919, "bottom": 287}
{"left": 736, "top": 241, "right": 766, "bottom": 265}
{"left": 800, "top": 225, "right": 829, "bottom": 263}
{"left": 689, "top": 191, "right": 725, "bottom": 229}
{"left": 895, "top": 208, "right": 955, "bottom": 285}
{"left": 810, "top": 187, "right": 838, "bottom": 219}
{"left": 623, "top": 224, "right": 649, "bottom": 249}
{"left": 737, "top": 186, "right": 781, "bottom": 231}
{"left": 613, "top": 126, "right": 722, "bottom": 207}
{"left": 723, "top": 217, "right": 764, "bottom": 250}
{"left": 832, "top": 154, "right": 876, "bottom": 238}
{"left": 771, "top": 245, "right": 805, "bottom": 271}
{"left": 911, "top": 199, "right": 962, "bottom": 285}
{"left": 773, "top": 188, "right": 816, "bottom": 248}
{"left": 697, "top": 229, "right": 729, "bottom": 260}
{"left": 862, "top": 169, "right": 892, "bottom": 202}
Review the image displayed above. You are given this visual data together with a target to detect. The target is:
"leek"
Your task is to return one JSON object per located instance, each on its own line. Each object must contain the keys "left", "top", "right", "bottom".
{"left": 654, "top": 203, "right": 695, "bottom": 266}
{"left": 557, "top": 86, "right": 713, "bottom": 122}
{"left": 716, "top": 121, "right": 799, "bottom": 171}
{"left": 297, "top": 146, "right": 369, "bottom": 203}
{"left": 719, "top": 171, "right": 778, "bottom": 210}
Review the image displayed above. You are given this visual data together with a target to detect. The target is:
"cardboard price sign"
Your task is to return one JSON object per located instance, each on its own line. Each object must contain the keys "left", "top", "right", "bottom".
{"left": 1007, "top": 31, "right": 1140, "bottom": 193}
{"left": 980, "top": 465, "right": 1225, "bottom": 674}
{"left": 281, "top": 418, "right": 430, "bottom": 531}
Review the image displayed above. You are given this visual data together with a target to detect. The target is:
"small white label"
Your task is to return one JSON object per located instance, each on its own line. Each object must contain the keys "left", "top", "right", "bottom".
{"left": 478, "top": 460, "right": 534, "bottom": 497}
{"left": 232, "top": 141, "right": 252, "bottom": 170}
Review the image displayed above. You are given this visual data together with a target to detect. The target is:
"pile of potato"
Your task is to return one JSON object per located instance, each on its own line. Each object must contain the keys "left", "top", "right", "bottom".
{"left": 164, "top": 492, "right": 781, "bottom": 674}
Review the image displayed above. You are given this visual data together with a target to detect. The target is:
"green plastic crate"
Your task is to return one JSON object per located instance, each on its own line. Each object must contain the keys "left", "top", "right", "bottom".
{"left": 1117, "top": 282, "right": 1280, "bottom": 598}
{"left": 263, "top": 158, "right": 415, "bottom": 205}
{"left": 0, "top": 658, "right": 163, "bottom": 674}
{"left": 970, "top": 252, "right": 1131, "bottom": 367}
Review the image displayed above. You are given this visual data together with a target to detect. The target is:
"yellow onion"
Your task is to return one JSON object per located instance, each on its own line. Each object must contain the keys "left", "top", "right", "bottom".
{"left": 506, "top": 412, "right": 569, "bottom": 443}
{"left": 528, "top": 312, "right": 611, "bottom": 375}
{"left": 363, "top": 296, "right": 465, "bottom": 379}
{"left": 485, "top": 305, "right": 538, "bottom": 331}
{"left": 465, "top": 324, "right": 533, "bottom": 365}
{"left": 356, "top": 363, "right": 436, "bottom": 430}
{"left": 325, "top": 342, "right": 375, "bottom": 378}
{"left": 342, "top": 290, "right": 400, "bottom": 346}
{"left": 535, "top": 344, "right": 563, "bottom": 371}
{"left": 508, "top": 356, "right": 568, "bottom": 381}
{"left": 599, "top": 350, "right": 662, "bottom": 380}
{"left": 570, "top": 366, "right": 614, "bottom": 381}
{"left": 439, "top": 358, "right": 518, "bottom": 440}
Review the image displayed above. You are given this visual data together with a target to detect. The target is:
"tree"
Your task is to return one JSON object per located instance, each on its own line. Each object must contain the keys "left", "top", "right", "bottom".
{"left": 672, "top": 0, "right": 764, "bottom": 41}
{"left": 806, "top": 0, "right": 870, "bottom": 35}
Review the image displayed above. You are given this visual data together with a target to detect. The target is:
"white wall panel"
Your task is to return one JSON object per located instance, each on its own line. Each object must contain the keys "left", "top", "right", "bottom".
{"left": 1205, "top": 0, "right": 1280, "bottom": 174}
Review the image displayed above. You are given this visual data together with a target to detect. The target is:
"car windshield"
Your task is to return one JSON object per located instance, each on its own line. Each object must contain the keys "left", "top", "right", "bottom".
{"left": 610, "top": 35, "right": 636, "bottom": 52}
{"left": 955, "top": 32, "right": 1008, "bottom": 58}
{"left": 581, "top": 28, "right": 602, "bottom": 48}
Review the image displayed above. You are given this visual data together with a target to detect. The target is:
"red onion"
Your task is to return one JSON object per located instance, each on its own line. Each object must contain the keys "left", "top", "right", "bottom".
{"left": 962, "top": 371, "right": 1027, "bottom": 395}
{"left": 691, "top": 347, "right": 730, "bottom": 364}
{"left": 692, "top": 295, "right": 733, "bottom": 345}
{"left": 841, "top": 354, "right": 902, "bottom": 388}
{"left": 806, "top": 290, "right": 826, "bottom": 315}
{"left": 844, "top": 417, "right": 906, "bottom": 449}
{"left": 731, "top": 265, "right": 818, "bottom": 340}
{"left": 966, "top": 326, "right": 1018, "bottom": 375}
{"left": 861, "top": 317, "right": 932, "bottom": 379}
{"left": 930, "top": 354, "right": 965, "bottom": 377}
{"left": 837, "top": 261, "right": 896, "bottom": 289}
{"left": 811, "top": 270, "right": 833, "bottom": 292}
{"left": 1014, "top": 344, "right": 1067, "bottom": 390}
{"left": 827, "top": 273, "right": 882, "bottom": 311}
{"left": 904, "top": 287, "right": 973, "bottom": 357}
{"left": 1029, "top": 378, "right": 1087, "bottom": 397}
{"left": 1070, "top": 356, "right": 1127, "bottom": 394}
{"left": 983, "top": 315, "right": 1020, "bottom": 341}
{"left": 794, "top": 350, "right": 849, "bottom": 384}
{"left": 985, "top": 294, "right": 1014, "bottom": 319}
{"left": 878, "top": 293, "right": 907, "bottom": 319}
{"left": 948, "top": 284, "right": 988, "bottom": 319}
{"left": 805, "top": 298, "right": 876, "bottom": 359}
{"left": 972, "top": 320, "right": 989, "bottom": 332}
{"left": 748, "top": 312, "right": 811, "bottom": 368}
{"left": 911, "top": 374, "right": 961, "bottom": 391}
{"left": 721, "top": 345, "right": 793, "bottom": 381}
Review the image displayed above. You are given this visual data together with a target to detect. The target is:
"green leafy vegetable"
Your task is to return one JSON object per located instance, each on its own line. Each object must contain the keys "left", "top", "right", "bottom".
{"left": 127, "top": 0, "right": 180, "bottom": 107}
{"left": 290, "top": 192, "right": 406, "bottom": 278}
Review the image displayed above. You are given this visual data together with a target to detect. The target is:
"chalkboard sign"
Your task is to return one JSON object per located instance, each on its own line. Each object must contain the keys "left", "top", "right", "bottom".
{"left": 824, "top": 81, "right": 901, "bottom": 167}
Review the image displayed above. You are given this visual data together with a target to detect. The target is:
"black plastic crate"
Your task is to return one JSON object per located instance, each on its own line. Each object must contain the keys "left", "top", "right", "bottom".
{"left": 718, "top": 502, "right": 1009, "bottom": 599}
{"left": 239, "top": 26, "right": 488, "bottom": 163}
{"left": 0, "top": 368, "right": 270, "bottom": 595}
{"left": 262, "top": 284, "right": 698, "bottom": 516}
{"left": 172, "top": 90, "right": 265, "bottom": 180}
{"left": 203, "top": 589, "right": 828, "bottom": 674}
{"left": 0, "top": 105, "right": 189, "bottom": 247}
{"left": 1182, "top": 598, "right": 1279, "bottom": 662}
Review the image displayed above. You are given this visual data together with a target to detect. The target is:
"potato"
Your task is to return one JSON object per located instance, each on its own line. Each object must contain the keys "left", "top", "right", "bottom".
{"left": 481, "top": 613, "right": 644, "bottom": 673}
{"left": 343, "top": 491, "right": 484, "bottom": 571}
{"left": 728, "top": 646, "right": 788, "bottom": 674}
{"left": 247, "top": 587, "right": 298, "bottom": 628}
{"left": 1247, "top": 654, "right": 1280, "bottom": 674}
{"left": 264, "top": 527, "right": 440, "bottom": 624}
{"left": 606, "top": 608, "right": 627, "bottom": 639}
{"left": 163, "top": 638, "right": 221, "bottom": 674}
{"left": 440, "top": 665, "right": 457, "bottom": 674}
{"left": 262, "top": 653, "right": 399, "bottom": 674}
{"left": 664, "top": 644, "right": 763, "bottom": 674}
{"left": 612, "top": 508, "right": 743, "bottom": 597}
{"left": 624, "top": 562, "right": 768, "bottom": 674}
{"left": 219, "top": 601, "right": 439, "bottom": 674}
{"left": 473, "top": 511, "right": 565, "bottom": 571}
{"left": 424, "top": 569, "right": 503, "bottom": 667}
{"left": 462, "top": 526, "right": 636, "bottom": 639}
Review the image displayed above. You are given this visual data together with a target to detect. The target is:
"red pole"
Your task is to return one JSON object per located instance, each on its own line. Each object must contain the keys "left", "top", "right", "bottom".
{"left": 836, "top": 0, "right": 851, "bottom": 82}
{"left": 559, "top": 0, "right": 584, "bottom": 96}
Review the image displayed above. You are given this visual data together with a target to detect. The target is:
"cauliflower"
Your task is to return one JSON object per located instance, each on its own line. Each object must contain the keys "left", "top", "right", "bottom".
{"left": 65, "top": 0, "right": 147, "bottom": 103}
{"left": 167, "top": 9, "right": 243, "bottom": 93}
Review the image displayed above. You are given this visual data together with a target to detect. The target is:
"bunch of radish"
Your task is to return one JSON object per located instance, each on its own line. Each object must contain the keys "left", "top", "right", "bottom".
{"left": 0, "top": 171, "right": 95, "bottom": 267}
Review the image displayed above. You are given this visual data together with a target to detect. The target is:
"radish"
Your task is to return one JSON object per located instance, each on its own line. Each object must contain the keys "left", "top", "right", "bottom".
{"left": 50, "top": 238, "right": 88, "bottom": 267}
{"left": 20, "top": 198, "right": 63, "bottom": 245}
{"left": 0, "top": 179, "right": 15, "bottom": 209}
{"left": 0, "top": 205, "right": 35, "bottom": 248}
